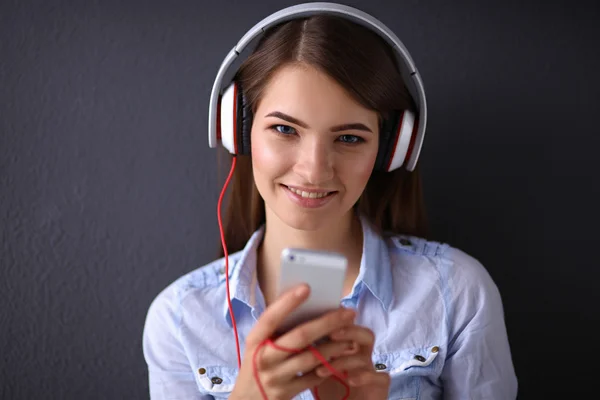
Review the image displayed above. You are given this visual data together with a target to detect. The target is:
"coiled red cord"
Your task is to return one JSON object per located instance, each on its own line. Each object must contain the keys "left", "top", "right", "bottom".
{"left": 217, "top": 155, "right": 349, "bottom": 400}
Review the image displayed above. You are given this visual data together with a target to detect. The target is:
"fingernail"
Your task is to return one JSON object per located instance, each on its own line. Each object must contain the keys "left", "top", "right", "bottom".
{"left": 295, "top": 285, "right": 309, "bottom": 297}
{"left": 343, "top": 309, "right": 355, "bottom": 320}
{"left": 317, "top": 367, "right": 332, "bottom": 377}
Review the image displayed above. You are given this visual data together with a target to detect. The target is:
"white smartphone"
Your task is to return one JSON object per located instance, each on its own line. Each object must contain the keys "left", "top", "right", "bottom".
{"left": 276, "top": 248, "right": 348, "bottom": 334}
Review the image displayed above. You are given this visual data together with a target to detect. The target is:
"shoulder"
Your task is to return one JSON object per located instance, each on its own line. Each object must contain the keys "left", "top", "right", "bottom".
{"left": 143, "top": 251, "right": 243, "bottom": 333}
{"left": 387, "top": 233, "right": 497, "bottom": 288}
{"left": 386, "top": 233, "right": 503, "bottom": 326}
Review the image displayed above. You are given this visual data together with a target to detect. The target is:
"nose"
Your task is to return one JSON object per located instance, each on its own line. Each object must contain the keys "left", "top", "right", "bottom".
{"left": 293, "top": 137, "right": 334, "bottom": 185}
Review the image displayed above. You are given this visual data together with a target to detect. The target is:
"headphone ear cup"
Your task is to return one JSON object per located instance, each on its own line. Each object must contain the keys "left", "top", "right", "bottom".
{"left": 374, "top": 113, "right": 399, "bottom": 171}
{"left": 218, "top": 81, "right": 239, "bottom": 154}
{"left": 376, "top": 109, "right": 418, "bottom": 172}
{"left": 218, "top": 81, "right": 252, "bottom": 155}
{"left": 238, "top": 89, "right": 253, "bottom": 155}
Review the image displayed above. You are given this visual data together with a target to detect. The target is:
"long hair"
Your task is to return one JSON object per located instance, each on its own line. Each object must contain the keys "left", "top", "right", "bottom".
{"left": 217, "top": 15, "right": 428, "bottom": 257}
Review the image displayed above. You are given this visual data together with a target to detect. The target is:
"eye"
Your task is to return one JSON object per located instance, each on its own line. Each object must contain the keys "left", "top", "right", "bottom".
{"left": 270, "top": 124, "right": 297, "bottom": 135}
{"left": 338, "top": 134, "right": 364, "bottom": 144}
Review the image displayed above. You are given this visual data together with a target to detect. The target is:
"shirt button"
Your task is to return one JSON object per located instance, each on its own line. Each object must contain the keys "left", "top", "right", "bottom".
{"left": 219, "top": 267, "right": 225, "bottom": 275}
{"left": 431, "top": 346, "right": 439, "bottom": 353}
{"left": 198, "top": 368, "right": 206, "bottom": 375}
{"left": 211, "top": 377, "right": 223, "bottom": 385}
{"left": 414, "top": 355, "right": 426, "bottom": 362}
{"left": 374, "top": 363, "right": 387, "bottom": 371}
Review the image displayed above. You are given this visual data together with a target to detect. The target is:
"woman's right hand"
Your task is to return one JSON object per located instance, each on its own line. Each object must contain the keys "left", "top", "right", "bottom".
{"left": 229, "top": 283, "right": 359, "bottom": 400}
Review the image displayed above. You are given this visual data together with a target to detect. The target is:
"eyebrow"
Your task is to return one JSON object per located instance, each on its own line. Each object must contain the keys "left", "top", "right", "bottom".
{"left": 265, "top": 111, "right": 373, "bottom": 133}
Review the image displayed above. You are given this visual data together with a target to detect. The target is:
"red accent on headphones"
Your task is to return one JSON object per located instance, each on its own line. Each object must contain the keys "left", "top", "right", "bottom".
{"left": 216, "top": 96, "right": 222, "bottom": 141}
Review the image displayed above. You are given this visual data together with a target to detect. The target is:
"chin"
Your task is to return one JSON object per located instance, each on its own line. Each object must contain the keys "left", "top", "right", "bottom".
{"left": 272, "top": 199, "right": 356, "bottom": 233}
{"left": 277, "top": 210, "right": 333, "bottom": 232}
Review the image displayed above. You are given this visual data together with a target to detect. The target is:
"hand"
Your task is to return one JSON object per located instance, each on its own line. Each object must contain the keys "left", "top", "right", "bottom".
{"left": 311, "top": 325, "right": 391, "bottom": 400}
{"left": 230, "top": 284, "right": 358, "bottom": 400}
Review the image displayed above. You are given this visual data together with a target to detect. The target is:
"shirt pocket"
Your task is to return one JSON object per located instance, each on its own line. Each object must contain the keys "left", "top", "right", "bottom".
{"left": 372, "top": 344, "right": 441, "bottom": 400}
{"left": 194, "top": 365, "right": 238, "bottom": 399}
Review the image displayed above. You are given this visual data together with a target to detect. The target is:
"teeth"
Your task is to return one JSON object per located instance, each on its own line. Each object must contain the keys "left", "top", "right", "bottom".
{"left": 287, "top": 186, "right": 330, "bottom": 199}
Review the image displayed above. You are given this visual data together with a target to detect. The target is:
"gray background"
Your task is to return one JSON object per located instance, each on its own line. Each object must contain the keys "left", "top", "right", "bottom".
{"left": 2, "top": 0, "right": 598, "bottom": 398}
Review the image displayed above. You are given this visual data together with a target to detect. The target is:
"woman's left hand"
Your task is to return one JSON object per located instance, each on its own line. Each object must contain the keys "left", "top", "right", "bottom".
{"left": 311, "top": 325, "right": 390, "bottom": 400}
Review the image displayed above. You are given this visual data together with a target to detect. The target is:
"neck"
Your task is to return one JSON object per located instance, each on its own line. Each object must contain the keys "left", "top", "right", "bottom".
{"left": 257, "top": 209, "right": 364, "bottom": 306}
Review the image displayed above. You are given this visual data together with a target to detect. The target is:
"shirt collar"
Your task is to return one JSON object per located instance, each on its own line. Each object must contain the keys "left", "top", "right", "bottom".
{"left": 351, "top": 214, "right": 393, "bottom": 311}
{"left": 222, "top": 214, "right": 393, "bottom": 326}
{"left": 222, "top": 226, "right": 265, "bottom": 327}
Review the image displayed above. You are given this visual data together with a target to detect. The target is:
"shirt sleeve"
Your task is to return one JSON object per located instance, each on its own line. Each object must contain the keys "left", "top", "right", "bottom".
{"left": 142, "top": 285, "right": 213, "bottom": 400}
{"left": 440, "top": 249, "right": 518, "bottom": 399}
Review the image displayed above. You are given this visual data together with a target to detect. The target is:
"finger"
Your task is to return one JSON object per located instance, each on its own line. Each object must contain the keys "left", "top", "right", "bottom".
{"left": 346, "top": 369, "right": 391, "bottom": 387}
{"left": 269, "top": 340, "right": 356, "bottom": 383}
{"left": 255, "top": 366, "right": 328, "bottom": 400}
{"left": 283, "top": 370, "right": 330, "bottom": 396}
{"left": 314, "top": 354, "right": 370, "bottom": 378}
{"left": 246, "top": 283, "right": 310, "bottom": 348}
{"left": 329, "top": 325, "right": 375, "bottom": 353}
{"left": 269, "top": 307, "right": 356, "bottom": 363}
{"left": 259, "top": 308, "right": 356, "bottom": 369}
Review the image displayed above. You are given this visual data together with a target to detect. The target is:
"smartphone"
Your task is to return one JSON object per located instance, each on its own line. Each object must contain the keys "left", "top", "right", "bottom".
{"left": 276, "top": 248, "right": 348, "bottom": 334}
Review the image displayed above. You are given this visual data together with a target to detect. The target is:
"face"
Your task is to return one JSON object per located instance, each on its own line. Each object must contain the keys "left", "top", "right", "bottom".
{"left": 250, "top": 63, "right": 380, "bottom": 231}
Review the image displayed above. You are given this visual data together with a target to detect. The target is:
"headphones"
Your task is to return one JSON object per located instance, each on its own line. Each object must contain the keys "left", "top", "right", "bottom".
{"left": 208, "top": 2, "right": 428, "bottom": 172}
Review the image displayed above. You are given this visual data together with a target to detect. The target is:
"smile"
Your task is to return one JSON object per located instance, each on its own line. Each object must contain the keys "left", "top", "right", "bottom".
{"left": 281, "top": 185, "right": 338, "bottom": 209}
{"left": 286, "top": 186, "right": 332, "bottom": 199}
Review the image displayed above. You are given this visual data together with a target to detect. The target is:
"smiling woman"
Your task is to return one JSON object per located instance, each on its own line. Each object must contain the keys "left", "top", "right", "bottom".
{"left": 142, "top": 3, "right": 517, "bottom": 400}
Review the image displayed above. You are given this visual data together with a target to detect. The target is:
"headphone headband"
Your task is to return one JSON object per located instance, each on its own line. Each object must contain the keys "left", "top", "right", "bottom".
{"left": 208, "top": 2, "right": 427, "bottom": 171}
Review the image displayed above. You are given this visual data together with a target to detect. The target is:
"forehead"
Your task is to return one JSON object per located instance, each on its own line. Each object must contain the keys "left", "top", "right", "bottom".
{"left": 257, "top": 63, "right": 378, "bottom": 125}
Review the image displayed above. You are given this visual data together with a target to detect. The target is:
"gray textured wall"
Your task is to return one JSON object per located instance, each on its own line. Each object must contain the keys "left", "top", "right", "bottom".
{"left": 2, "top": 0, "right": 598, "bottom": 398}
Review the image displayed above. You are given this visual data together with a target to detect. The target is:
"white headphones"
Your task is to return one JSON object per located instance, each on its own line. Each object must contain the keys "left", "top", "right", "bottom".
{"left": 207, "top": 2, "right": 428, "bottom": 172}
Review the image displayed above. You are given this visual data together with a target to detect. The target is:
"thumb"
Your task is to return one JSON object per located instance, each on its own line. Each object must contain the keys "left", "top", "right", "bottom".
{"left": 246, "top": 283, "right": 310, "bottom": 346}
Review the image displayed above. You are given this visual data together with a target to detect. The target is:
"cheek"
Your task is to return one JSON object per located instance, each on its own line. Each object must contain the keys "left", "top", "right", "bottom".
{"left": 356, "top": 162, "right": 375, "bottom": 182}
{"left": 251, "top": 131, "right": 287, "bottom": 181}
{"left": 351, "top": 162, "right": 375, "bottom": 190}
{"left": 342, "top": 148, "right": 378, "bottom": 189}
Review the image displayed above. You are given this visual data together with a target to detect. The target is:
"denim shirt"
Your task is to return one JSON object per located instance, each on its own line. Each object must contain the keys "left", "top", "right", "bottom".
{"left": 143, "top": 216, "right": 517, "bottom": 399}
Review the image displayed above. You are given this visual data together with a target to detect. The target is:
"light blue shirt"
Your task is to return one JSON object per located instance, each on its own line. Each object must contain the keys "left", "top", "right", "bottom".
{"left": 143, "top": 215, "right": 517, "bottom": 399}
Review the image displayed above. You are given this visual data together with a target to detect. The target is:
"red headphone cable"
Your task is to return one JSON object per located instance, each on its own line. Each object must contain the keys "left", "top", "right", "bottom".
{"left": 217, "top": 155, "right": 242, "bottom": 368}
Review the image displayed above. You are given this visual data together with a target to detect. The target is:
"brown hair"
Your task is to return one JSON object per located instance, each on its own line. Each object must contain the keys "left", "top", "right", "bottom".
{"left": 217, "top": 15, "right": 428, "bottom": 257}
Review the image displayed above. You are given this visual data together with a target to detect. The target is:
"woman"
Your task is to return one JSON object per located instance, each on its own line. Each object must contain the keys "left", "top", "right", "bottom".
{"left": 143, "top": 5, "right": 518, "bottom": 400}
